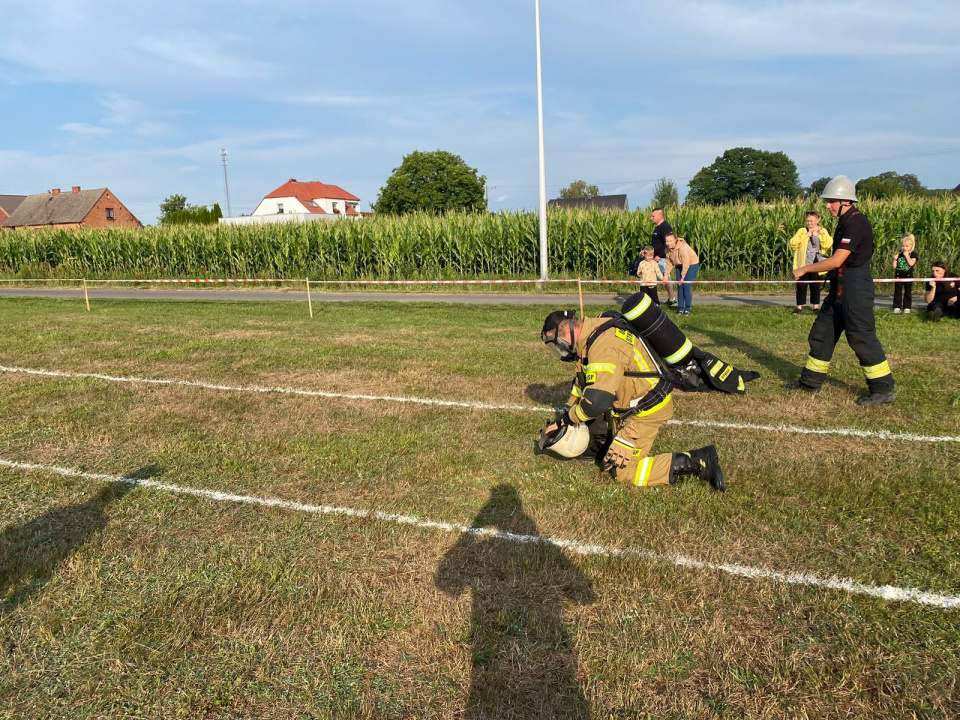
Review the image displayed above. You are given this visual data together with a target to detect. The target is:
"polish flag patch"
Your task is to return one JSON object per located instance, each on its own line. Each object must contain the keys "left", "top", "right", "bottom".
{"left": 841, "top": 237, "right": 852, "bottom": 244}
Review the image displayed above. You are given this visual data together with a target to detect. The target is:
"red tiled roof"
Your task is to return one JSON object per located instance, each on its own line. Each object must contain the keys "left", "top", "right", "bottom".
{"left": 265, "top": 180, "right": 360, "bottom": 214}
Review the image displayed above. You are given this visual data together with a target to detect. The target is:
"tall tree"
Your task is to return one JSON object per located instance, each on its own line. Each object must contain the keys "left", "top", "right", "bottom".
{"left": 374, "top": 150, "right": 486, "bottom": 215}
{"left": 650, "top": 177, "right": 679, "bottom": 208}
{"left": 558, "top": 180, "right": 600, "bottom": 199}
{"left": 158, "top": 194, "right": 190, "bottom": 223}
{"left": 806, "top": 177, "right": 832, "bottom": 197}
{"left": 686, "top": 147, "right": 801, "bottom": 205}
{"left": 856, "top": 171, "right": 927, "bottom": 199}
{"left": 160, "top": 197, "right": 223, "bottom": 225}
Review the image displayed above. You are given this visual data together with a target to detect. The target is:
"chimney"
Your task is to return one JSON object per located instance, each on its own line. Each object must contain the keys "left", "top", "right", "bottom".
{"left": 289, "top": 177, "right": 297, "bottom": 182}
{"left": 51, "top": 188, "right": 61, "bottom": 195}
{"left": 71, "top": 186, "right": 81, "bottom": 194}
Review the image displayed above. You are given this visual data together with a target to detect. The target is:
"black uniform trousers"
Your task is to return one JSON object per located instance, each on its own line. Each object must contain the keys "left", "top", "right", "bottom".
{"left": 892, "top": 275, "right": 913, "bottom": 310}
{"left": 799, "top": 264, "right": 894, "bottom": 393}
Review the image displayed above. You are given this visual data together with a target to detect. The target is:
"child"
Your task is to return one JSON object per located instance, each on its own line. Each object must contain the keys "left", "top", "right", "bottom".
{"left": 892, "top": 233, "right": 918, "bottom": 314}
{"left": 635, "top": 245, "right": 664, "bottom": 304}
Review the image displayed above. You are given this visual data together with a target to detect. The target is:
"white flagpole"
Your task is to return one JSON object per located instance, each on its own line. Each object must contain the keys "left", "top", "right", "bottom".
{"left": 534, "top": 0, "right": 548, "bottom": 281}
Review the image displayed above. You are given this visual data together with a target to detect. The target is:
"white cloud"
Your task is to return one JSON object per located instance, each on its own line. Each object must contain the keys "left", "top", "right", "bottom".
{"left": 288, "top": 94, "right": 379, "bottom": 107}
{"left": 59, "top": 122, "right": 111, "bottom": 137}
{"left": 135, "top": 32, "right": 277, "bottom": 81}
{"left": 547, "top": 0, "right": 960, "bottom": 61}
{"left": 101, "top": 93, "right": 144, "bottom": 125}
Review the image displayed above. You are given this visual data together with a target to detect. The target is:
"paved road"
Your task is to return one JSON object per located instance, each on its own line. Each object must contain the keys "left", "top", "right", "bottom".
{"left": 0, "top": 286, "right": 894, "bottom": 308}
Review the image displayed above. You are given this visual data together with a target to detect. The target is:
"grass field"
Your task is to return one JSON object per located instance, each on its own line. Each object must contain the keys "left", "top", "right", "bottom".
{"left": 1, "top": 296, "right": 958, "bottom": 719}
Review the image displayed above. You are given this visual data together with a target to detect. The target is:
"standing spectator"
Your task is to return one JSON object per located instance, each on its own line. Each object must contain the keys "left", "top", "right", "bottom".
{"left": 664, "top": 234, "right": 700, "bottom": 316}
{"left": 635, "top": 245, "right": 664, "bottom": 305}
{"left": 923, "top": 262, "right": 959, "bottom": 321}
{"left": 649, "top": 208, "right": 677, "bottom": 306}
{"left": 892, "top": 234, "right": 919, "bottom": 314}
{"left": 788, "top": 211, "right": 832, "bottom": 314}
{"left": 785, "top": 175, "right": 895, "bottom": 405}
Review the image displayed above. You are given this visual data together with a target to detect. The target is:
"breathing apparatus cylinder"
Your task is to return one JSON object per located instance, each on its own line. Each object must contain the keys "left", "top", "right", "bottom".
{"left": 620, "top": 291, "right": 694, "bottom": 367}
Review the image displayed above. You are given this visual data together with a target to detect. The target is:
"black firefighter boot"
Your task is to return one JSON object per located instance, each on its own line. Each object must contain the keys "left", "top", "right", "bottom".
{"left": 669, "top": 446, "right": 725, "bottom": 492}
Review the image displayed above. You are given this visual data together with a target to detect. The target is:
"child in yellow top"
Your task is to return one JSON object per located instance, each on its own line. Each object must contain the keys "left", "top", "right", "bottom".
{"left": 635, "top": 245, "right": 665, "bottom": 304}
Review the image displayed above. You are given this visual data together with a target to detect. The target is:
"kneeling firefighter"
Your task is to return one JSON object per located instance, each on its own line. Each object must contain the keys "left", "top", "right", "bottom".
{"left": 539, "top": 309, "right": 725, "bottom": 491}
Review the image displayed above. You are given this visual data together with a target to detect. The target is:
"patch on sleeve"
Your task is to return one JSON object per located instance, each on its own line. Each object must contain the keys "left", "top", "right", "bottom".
{"left": 841, "top": 237, "right": 852, "bottom": 244}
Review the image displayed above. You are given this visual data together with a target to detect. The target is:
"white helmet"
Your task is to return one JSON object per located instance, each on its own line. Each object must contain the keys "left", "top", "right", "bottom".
{"left": 539, "top": 422, "right": 591, "bottom": 458}
{"left": 821, "top": 175, "right": 858, "bottom": 202}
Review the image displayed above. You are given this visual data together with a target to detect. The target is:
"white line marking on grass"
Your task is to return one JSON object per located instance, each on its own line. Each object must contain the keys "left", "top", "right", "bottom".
{"left": 0, "top": 364, "right": 533, "bottom": 412}
{"left": 3, "top": 457, "right": 959, "bottom": 610}
{"left": 2, "top": 364, "right": 959, "bottom": 444}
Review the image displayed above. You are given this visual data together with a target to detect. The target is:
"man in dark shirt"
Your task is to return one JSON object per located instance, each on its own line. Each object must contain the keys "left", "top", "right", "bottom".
{"left": 785, "top": 175, "right": 895, "bottom": 405}
{"left": 649, "top": 208, "right": 676, "bottom": 305}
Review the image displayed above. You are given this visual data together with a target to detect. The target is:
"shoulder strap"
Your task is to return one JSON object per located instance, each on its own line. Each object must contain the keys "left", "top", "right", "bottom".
{"left": 584, "top": 312, "right": 635, "bottom": 353}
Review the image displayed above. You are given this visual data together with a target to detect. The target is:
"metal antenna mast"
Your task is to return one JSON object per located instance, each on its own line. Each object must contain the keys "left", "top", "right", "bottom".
{"left": 220, "top": 148, "right": 232, "bottom": 217}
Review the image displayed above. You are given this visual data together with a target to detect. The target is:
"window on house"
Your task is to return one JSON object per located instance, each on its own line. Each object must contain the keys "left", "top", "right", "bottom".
{"left": 277, "top": 203, "right": 284, "bottom": 214}
{"left": 105, "top": 208, "right": 115, "bottom": 220}
{"left": 332, "top": 201, "right": 339, "bottom": 212}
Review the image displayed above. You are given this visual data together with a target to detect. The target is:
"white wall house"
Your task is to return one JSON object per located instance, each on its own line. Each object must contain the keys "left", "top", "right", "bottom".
{"left": 220, "top": 179, "right": 363, "bottom": 226}
{"left": 251, "top": 179, "right": 360, "bottom": 218}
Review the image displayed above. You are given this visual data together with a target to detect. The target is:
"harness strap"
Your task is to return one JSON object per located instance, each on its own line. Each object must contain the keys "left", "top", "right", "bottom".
{"left": 583, "top": 314, "right": 675, "bottom": 422}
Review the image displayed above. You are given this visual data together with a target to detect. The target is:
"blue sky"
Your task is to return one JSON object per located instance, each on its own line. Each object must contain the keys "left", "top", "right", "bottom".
{"left": 1, "top": 0, "right": 958, "bottom": 223}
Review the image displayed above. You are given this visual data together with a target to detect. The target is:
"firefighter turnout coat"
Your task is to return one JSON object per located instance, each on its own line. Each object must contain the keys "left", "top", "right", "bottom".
{"left": 563, "top": 317, "right": 675, "bottom": 488}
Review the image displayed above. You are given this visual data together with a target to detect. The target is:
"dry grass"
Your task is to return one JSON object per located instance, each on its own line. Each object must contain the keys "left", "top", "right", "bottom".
{"left": 1, "top": 296, "right": 958, "bottom": 719}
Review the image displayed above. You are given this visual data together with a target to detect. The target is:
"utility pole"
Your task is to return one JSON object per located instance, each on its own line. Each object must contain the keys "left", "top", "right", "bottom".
{"left": 220, "top": 148, "right": 232, "bottom": 217}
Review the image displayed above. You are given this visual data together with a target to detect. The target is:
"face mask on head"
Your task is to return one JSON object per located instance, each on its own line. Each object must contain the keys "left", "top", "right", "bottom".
{"left": 542, "top": 320, "right": 578, "bottom": 362}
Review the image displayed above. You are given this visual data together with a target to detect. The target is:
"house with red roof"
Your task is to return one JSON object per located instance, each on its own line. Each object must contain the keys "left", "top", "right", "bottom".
{"left": 251, "top": 178, "right": 361, "bottom": 218}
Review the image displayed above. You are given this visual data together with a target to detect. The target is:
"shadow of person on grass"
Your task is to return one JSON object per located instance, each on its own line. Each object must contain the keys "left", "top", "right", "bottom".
{"left": 524, "top": 381, "right": 570, "bottom": 408}
{"left": 716, "top": 294, "right": 788, "bottom": 307}
{"left": 0, "top": 465, "right": 160, "bottom": 615}
{"left": 436, "top": 485, "right": 596, "bottom": 720}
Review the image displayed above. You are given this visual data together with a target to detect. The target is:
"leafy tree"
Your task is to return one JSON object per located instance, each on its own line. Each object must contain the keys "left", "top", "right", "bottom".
{"left": 374, "top": 150, "right": 486, "bottom": 215}
{"left": 559, "top": 180, "right": 600, "bottom": 199}
{"left": 856, "top": 171, "right": 927, "bottom": 199}
{"left": 806, "top": 177, "right": 832, "bottom": 197}
{"left": 650, "top": 177, "right": 679, "bottom": 208}
{"left": 160, "top": 198, "right": 224, "bottom": 225}
{"left": 159, "top": 194, "right": 190, "bottom": 223}
{"left": 686, "top": 147, "right": 801, "bottom": 205}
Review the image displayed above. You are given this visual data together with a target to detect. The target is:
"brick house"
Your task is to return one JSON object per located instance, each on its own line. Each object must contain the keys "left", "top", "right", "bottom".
{"left": 1, "top": 187, "right": 142, "bottom": 230}
{"left": 0, "top": 195, "right": 27, "bottom": 225}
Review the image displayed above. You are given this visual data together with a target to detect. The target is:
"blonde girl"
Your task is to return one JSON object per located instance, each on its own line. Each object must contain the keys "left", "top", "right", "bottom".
{"left": 892, "top": 233, "right": 918, "bottom": 313}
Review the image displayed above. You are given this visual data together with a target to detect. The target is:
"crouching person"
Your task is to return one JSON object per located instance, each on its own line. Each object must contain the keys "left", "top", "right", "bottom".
{"left": 538, "top": 310, "right": 724, "bottom": 491}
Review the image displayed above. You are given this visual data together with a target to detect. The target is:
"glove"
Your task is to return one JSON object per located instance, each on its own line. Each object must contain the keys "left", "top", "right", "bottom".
{"left": 538, "top": 410, "right": 572, "bottom": 451}
{"left": 553, "top": 405, "right": 571, "bottom": 425}
{"left": 602, "top": 436, "right": 636, "bottom": 474}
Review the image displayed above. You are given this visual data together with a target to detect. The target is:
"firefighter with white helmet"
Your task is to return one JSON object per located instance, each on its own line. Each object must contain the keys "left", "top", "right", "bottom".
{"left": 539, "top": 309, "right": 724, "bottom": 491}
{"left": 786, "top": 174, "right": 895, "bottom": 404}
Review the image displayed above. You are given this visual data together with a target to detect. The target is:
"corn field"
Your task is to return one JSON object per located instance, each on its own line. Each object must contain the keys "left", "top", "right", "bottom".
{"left": 1, "top": 198, "right": 957, "bottom": 282}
